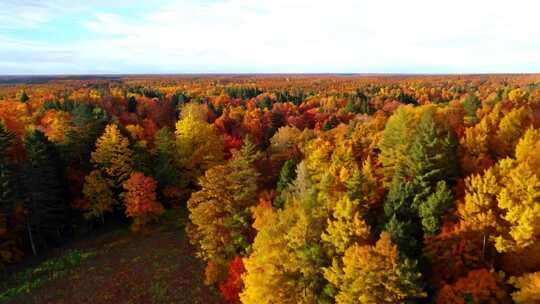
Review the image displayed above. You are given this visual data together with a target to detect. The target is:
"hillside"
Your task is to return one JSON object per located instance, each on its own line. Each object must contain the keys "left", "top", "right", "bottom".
{"left": 0, "top": 209, "right": 221, "bottom": 304}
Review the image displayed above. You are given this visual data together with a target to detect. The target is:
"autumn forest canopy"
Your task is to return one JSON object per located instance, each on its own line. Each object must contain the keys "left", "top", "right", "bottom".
{"left": 1, "top": 74, "right": 540, "bottom": 303}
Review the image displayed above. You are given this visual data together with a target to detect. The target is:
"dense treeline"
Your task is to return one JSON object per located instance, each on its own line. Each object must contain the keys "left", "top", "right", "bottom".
{"left": 1, "top": 75, "right": 540, "bottom": 303}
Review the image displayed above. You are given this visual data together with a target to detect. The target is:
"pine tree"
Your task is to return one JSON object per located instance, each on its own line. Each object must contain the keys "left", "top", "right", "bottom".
{"left": 126, "top": 96, "right": 137, "bottom": 113}
{"left": 19, "top": 91, "right": 29, "bottom": 103}
{"left": 418, "top": 181, "right": 453, "bottom": 235}
{"left": 383, "top": 167, "right": 422, "bottom": 257}
{"left": 0, "top": 123, "right": 17, "bottom": 226}
{"left": 153, "top": 127, "right": 181, "bottom": 191}
{"left": 63, "top": 104, "right": 108, "bottom": 168}
{"left": 274, "top": 159, "right": 297, "bottom": 209}
{"left": 23, "top": 130, "right": 68, "bottom": 255}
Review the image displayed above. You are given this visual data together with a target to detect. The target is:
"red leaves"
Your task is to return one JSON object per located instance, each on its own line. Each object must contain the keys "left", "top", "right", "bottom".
{"left": 122, "top": 172, "right": 164, "bottom": 231}
{"left": 436, "top": 268, "right": 509, "bottom": 304}
{"left": 219, "top": 257, "right": 245, "bottom": 303}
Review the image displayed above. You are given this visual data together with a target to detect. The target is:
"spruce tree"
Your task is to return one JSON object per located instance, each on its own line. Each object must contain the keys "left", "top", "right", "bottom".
{"left": 154, "top": 127, "right": 181, "bottom": 191}
{"left": 0, "top": 123, "right": 17, "bottom": 222}
{"left": 274, "top": 159, "right": 297, "bottom": 209}
{"left": 23, "top": 130, "right": 68, "bottom": 254}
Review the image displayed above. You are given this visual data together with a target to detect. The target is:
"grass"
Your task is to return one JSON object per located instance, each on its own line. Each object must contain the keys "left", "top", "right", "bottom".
{"left": 0, "top": 208, "right": 221, "bottom": 304}
{"left": 0, "top": 249, "right": 96, "bottom": 302}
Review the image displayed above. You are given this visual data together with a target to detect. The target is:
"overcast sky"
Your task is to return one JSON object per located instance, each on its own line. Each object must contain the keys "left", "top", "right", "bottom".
{"left": 1, "top": 0, "right": 540, "bottom": 74}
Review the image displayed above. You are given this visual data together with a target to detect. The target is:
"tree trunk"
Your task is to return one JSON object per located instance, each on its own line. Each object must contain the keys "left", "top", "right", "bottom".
{"left": 27, "top": 220, "right": 37, "bottom": 256}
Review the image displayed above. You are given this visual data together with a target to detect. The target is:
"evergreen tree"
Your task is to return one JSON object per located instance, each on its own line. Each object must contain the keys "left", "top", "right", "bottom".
{"left": 126, "top": 96, "right": 137, "bottom": 113}
{"left": 0, "top": 123, "right": 17, "bottom": 221}
{"left": 23, "top": 130, "right": 68, "bottom": 254}
{"left": 19, "top": 91, "right": 29, "bottom": 103}
{"left": 463, "top": 94, "right": 481, "bottom": 124}
{"left": 63, "top": 104, "right": 108, "bottom": 168}
{"left": 383, "top": 167, "right": 422, "bottom": 257}
{"left": 153, "top": 127, "right": 181, "bottom": 191}
{"left": 274, "top": 159, "right": 297, "bottom": 209}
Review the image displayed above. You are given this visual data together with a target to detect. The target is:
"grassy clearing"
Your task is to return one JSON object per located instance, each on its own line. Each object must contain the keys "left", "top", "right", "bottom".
{"left": 0, "top": 249, "right": 96, "bottom": 302}
{"left": 0, "top": 208, "right": 221, "bottom": 304}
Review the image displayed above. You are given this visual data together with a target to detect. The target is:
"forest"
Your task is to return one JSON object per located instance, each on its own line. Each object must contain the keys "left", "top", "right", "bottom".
{"left": 0, "top": 74, "right": 539, "bottom": 303}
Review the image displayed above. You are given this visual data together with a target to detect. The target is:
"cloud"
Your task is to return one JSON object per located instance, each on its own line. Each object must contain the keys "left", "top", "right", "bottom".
{"left": 1, "top": 0, "right": 540, "bottom": 74}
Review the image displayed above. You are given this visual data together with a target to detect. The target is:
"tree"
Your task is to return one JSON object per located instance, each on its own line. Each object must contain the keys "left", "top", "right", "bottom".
{"left": 0, "top": 123, "right": 17, "bottom": 219}
{"left": 378, "top": 105, "right": 416, "bottom": 182}
{"left": 126, "top": 96, "right": 137, "bottom": 113}
{"left": 219, "top": 256, "right": 245, "bottom": 303}
{"left": 241, "top": 162, "right": 328, "bottom": 304}
{"left": 383, "top": 167, "right": 422, "bottom": 257}
{"left": 0, "top": 123, "right": 20, "bottom": 268}
{"left": 23, "top": 130, "right": 68, "bottom": 255}
{"left": 40, "top": 110, "right": 71, "bottom": 143}
{"left": 493, "top": 106, "right": 532, "bottom": 158}
{"left": 274, "top": 159, "right": 297, "bottom": 209}
{"left": 122, "top": 172, "right": 164, "bottom": 232}
{"left": 82, "top": 170, "right": 117, "bottom": 224}
{"left": 175, "top": 103, "right": 224, "bottom": 185}
{"left": 324, "top": 232, "right": 425, "bottom": 304}
{"left": 321, "top": 195, "right": 370, "bottom": 256}
{"left": 494, "top": 160, "right": 540, "bottom": 252}
{"left": 63, "top": 104, "right": 108, "bottom": 168}
{"left": 91, "top": 124, "right": 133, "bottom": 187}
{"left": 153, "top": 127, "right": 181, "bottom": 197}
{"left": 509, "top": 271, "right": 540, "bottom": 303}
{"left": 436, "top": 269, "right": 509, "bottom": 304}
{"left": 418, "top": 181, "right": 453, "bottom": 235}
{"left": 462, "top": 94, "right": 481, "bottom": 125}
{"left": 458, "top": 167, "right": 502, "bottom": 258}
{"left": 515, "top": 127, "right": 540, "bottom": 177}
{"left": 19, "top": 91, "right": 29, "bottom": 103}
{"left": 187, "top": 139, "right": 260, "bottom": 277}
{"left": 383, "top": 108, "right": 458, "bottom": 256}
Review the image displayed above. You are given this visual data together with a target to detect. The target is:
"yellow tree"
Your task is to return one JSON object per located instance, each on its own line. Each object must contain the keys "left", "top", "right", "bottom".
{"left": 494, "top": 160, "right": 540, "bottom": 252}
{"left": 321, "top": 195, "right": 370, "bottom": 255}
{"left": 458, "top": 167, "right": 502, "bottom": 255}
{"left": 324, "top": 232, "right": 425, "bottom": 304}
{"left": 187, "top": 139, "right": 260, "bottom": 282}
{"left": 241, "top": 161, "right": 328, "bottom": 304}
{"left": 175, "top": 103, "right": 224, "bottom": 185}
{"left": 91, "top": 124, "right": 133, "bottom": 186}
{"left": 515, "top": 127, "right": 540, "bottom": 177}
{"left": 493, "top": 106, "right": 532, "bottom": 158}
{"left": 82, "top": 170, "right": 117, "bottom": 224}
{"left": 510, "top": 271, "right": 540, "bottom": 303}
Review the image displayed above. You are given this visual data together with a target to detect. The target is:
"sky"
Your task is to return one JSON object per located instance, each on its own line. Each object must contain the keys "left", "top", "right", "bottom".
{"left": 1, "top": 0, "right": 540, "bottom": 74}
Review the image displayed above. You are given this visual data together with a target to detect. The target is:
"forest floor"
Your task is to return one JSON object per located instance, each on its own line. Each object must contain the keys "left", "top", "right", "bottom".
{"left": 0, "top": 208, "right": 222, "bottom": 304}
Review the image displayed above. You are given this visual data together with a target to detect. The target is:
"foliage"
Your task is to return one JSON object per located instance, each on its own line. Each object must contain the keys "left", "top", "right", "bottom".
{"left": 324, "top": 232, "right": 425, "bottom": 303}
{"left": 122, "top": 172, "right": 164, "bottom": 232}
{"left": 91, "top": 124, "right": 133, "bottom": 186}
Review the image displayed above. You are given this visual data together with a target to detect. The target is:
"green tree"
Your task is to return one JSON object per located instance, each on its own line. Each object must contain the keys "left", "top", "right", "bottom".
{"left": 274, "top": 159, "right": 297, "bottom": 209}
{"left": 0, "top": 123, "right": 17, "bottom": 223}
{"left": 153, "top": 127, "right": 181, "bottom": 191}
{"left": 23, "top": 130, "right": 68, "bottom": 255}
{"left": 19, "top": 91, "right": 29, "bottom": 103}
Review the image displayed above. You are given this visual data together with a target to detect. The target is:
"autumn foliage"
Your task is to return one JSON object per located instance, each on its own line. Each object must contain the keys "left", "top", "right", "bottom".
{"left": 122, "top": 172, "right": 164, "bottom": 231}
{"left": 1, "top": 74, "right": 540, "bottom": 302}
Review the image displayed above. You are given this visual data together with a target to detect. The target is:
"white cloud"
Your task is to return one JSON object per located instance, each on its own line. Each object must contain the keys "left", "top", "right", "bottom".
{"left": 1, "top": 0, "right": 540, "bottom": 73}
